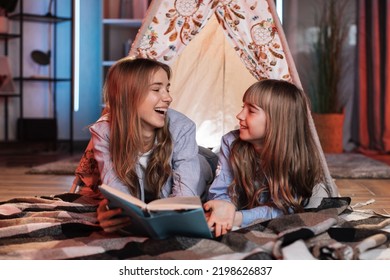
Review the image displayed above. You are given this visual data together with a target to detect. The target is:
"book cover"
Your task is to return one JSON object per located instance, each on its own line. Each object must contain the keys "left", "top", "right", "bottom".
{"left": 98, "top": 184, "right": 213, "bottom": 239}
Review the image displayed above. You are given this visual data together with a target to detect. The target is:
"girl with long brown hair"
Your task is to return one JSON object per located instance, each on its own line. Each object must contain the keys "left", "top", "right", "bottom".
{"left": 204, "top": 79, "right": 338, "bottom": 237}
{"left": 93, "top": 57, "right": 215, "bottom": 232}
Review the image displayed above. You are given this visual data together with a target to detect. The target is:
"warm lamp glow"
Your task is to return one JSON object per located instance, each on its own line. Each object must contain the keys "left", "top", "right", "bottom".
{"left": 276, "top": 0, "right": 283, "bottom": 24}
{"left": 73, "top": 0, "right": 80, "bottom": 112}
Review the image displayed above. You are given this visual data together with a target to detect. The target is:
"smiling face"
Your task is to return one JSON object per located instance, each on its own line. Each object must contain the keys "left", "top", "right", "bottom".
{"left": 236, "top": 102, "right": 267, "bottom": 150}
{"left": 138, "top": 68, "right": 172, "bottom": 134}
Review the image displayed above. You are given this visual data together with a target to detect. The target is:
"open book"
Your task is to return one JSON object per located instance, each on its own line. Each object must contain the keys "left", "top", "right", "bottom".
{"left": 98, "top": 184, "right": 213, "bottom": 239}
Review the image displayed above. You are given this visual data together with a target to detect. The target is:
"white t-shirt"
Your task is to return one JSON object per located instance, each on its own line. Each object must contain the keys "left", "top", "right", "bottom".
{"left": 136, "top": 149, "right": 152, "bottom": 202}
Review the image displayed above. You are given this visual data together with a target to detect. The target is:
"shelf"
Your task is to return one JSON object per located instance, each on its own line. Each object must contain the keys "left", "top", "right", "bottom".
{"left": 9, "top": 13, "right": 71, "bottom": 23}
{"left": 101, "top": 0, "right": 149, "bottom": 102}
{"left": 0, "top": 93, "right": 21, "bottom": 97}
{"left": 14, "top": 77, "right": 71, "bottom": 82}
{"left": 102, "top": 61, "right": 116, "bottom": 67}
{"left": 1, "top": 0, "right": 74, "bottom": 147}
{"left": 102, "top": 18, "right": 142, "bottom": 27}
{"left": 0, "top": 33, "right": 21, "bottom": 40}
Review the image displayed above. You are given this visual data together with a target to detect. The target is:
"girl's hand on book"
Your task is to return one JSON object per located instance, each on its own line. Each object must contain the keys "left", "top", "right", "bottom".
{"left": 203, "top": 200, "right": 235, "bottom": 237}
{"left": 97, "top": 199, "right": 131, "bottom": 233}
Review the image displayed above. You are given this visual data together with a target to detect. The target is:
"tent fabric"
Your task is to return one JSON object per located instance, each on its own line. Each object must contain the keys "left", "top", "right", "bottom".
{"left": 129, "top": 0, "right": 338, "bottom": 196}
{"left": 130, "top": 0, "right": 299, "bottom": 81}
{"left": 167, "top": 14, "right": 258, "bottom": 148}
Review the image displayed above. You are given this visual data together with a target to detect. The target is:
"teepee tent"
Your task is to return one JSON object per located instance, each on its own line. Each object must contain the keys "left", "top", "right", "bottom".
{"left": 129, "top": 0, "right": 338, "bottom": 196}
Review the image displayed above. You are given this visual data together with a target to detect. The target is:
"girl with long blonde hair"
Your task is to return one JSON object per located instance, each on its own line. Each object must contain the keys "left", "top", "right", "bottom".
{"left": 92, "top": 57, "right": 215, "bottom": 232}
{"left": 204, "top": 79, "right": 338, "bottom": 237}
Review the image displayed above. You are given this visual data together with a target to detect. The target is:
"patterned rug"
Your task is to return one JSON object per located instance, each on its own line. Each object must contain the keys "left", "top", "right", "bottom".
{"left": 26, "top": 153, "right": 390, "bottom": 179}
{"left": 26, "top": 154, "right": 81, "bottom": 175}
{"left": 325, "top": 153, "right": 390, "bottom": 179}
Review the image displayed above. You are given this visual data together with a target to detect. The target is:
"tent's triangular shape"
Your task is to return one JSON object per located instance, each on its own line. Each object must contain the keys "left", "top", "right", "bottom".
{"left": 130, "top": 0, "right": 338, "bottom": 196}
{"left": 170, "top": 14, "right": 257, "bottom": 148}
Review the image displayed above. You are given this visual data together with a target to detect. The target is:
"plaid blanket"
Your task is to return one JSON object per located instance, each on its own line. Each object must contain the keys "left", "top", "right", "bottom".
{"left": 0, "top": 194, "right": 389, "bottom": 260}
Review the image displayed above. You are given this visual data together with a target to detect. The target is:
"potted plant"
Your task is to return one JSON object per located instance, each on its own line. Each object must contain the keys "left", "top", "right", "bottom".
{"left": 0, "top": 0, "right": 18, "bottom": 33}
{"left": 308, "top": 0, "right": 350, "bottom": 153}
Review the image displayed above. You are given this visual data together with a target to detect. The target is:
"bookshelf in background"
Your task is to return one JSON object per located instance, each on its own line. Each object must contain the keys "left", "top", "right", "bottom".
{"left": 102, "top": 0, "right": 149, "bottom": 83}
{"left": 0, "top": 0, "right": 74, "bottom": 151}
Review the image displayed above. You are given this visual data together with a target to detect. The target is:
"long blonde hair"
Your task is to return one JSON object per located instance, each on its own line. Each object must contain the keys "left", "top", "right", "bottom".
{"left": 228, "top": 79, "right": 324, "bottom": 213}
{"left": 103, "top": 57, "right": 173, "bottom": 198}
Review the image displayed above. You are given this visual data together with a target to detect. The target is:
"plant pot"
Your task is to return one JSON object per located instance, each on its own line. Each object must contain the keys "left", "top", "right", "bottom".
{"left": 312, "top": 113, "right": 344, "bottom": 154}
{"left": 0, "top": 16, "right": 9, "bottom": 33}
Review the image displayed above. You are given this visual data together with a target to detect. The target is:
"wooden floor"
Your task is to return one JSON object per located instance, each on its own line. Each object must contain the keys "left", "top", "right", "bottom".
{"left": 334, "top": 178, "right": 390, "bottom": 214}
{"left": 0, "top": 143, "right": 79, "bottom": 201}
{"left": 0, "top": 148, "right": 390, "bottom": 215}
{"left": 0, "top": 150, "right": 76, "bottom": 200}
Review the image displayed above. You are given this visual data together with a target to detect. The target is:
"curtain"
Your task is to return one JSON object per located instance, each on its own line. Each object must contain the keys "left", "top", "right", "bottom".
{"left": 353, "top": 0, "right": 390, "bottom": 152}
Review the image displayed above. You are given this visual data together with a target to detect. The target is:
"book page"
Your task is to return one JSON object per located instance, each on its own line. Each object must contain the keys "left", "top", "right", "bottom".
{"left": 100, "top": 184, "right": 147, "bottom": 210}
{"left": 147, "top": 196, "right": 202, "bottom": 211}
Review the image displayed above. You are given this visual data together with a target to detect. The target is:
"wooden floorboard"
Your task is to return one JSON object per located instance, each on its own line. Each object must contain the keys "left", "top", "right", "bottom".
{"left": 335, "top": 178, "right": 390, "bottom": 215}
{"left": 0, "top": 146, "right": 79, "bottom": 201}
{"left": 0, "top": 167, "right": 74, "bottom": 200}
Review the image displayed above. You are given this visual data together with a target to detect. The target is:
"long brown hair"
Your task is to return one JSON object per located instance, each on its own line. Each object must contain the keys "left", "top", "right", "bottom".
{"left": 103, "top": 57, "right": 173, "bottom": 198}
{"left": 228, "top": 79, "right": 324, "bottom": 213}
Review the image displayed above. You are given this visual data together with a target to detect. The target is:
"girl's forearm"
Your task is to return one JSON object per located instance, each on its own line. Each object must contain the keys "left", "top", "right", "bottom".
{"left": 233, "top": 211, "right": 243, "bottom": 227}
{"left": 240, "top": 206, "right": 284, "bottom": 227}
